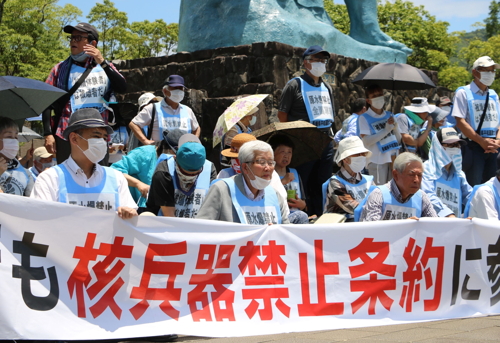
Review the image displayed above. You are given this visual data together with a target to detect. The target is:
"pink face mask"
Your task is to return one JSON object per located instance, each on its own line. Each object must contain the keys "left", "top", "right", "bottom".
{"left": 231, "top": 158, "right": 241, "bottom": 174}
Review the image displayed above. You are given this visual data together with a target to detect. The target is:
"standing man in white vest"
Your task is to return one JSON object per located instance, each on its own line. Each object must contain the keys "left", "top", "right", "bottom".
{"left": 31, "top": 108, "right": 138, "bottom": 219}
{"left": 278, "top": 45, "right": 335, "bottom": 217}
{"left": 452, "top": 56, "right": 500, "bottom": 186}
{"left": 43, "top": 22, "right": 127, "bottom": 164}
{"left": 129, "top": 75, "right": 200, "bottom": 145}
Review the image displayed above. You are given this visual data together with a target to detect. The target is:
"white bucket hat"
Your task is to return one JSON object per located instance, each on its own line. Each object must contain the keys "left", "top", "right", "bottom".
{"left": 334, "top": 136, "right": 372, "bottom": 166}
{"left": 404, "top": 97, "right": 435, "bottom": 114}
{"left": 138, "top": 92, "right": 157, "bottom": 110}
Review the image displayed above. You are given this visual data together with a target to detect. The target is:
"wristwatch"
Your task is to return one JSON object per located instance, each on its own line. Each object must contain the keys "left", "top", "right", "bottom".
{"left": 100, "top": 60, "right": 109, "bottom": 69}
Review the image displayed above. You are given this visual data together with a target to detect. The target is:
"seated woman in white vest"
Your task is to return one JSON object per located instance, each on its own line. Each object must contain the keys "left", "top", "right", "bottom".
{"left": 197, "top": 140, "right": 290, "bottom": 224}
{"left": 323, "top": 136, "right": 372, "bottom": 222}
{"left": 30, "top": 108, "right": 138, "bottom": 219}
{"left": 358, "top": 152, "right": 438, "bottom": 221}
{"left": 422, "top": 128, "right": 472, "bottom": 218}
{"left": 268, "top": 134, "right": 309, "bottom": 224}
{"left": 0, "top": 116, "right": 35, "bottom": 196}
{"left": 146, "top": 133, "right": 217, "bottom": 218}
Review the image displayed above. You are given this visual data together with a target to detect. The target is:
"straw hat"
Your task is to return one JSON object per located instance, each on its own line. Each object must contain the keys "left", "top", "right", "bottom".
{"left": 334, "top": 136, "right": 371, "bottom": 166}
{"left": 221, "top": 133, "right": 256, "bottom": 158}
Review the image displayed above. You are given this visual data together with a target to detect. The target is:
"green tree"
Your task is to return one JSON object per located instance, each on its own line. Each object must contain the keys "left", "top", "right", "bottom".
{"left": 323, "top": 1, "right": 349, "bottom": 35}
{"left": 87, "top": 0, "right": 129, "bottom": 59}
{"left": 458, "top": 39, "right": 493, "bottom": 69}
{"left": 438, "top": 65, "right": 470, "bottom": 91}
{"left": 165, "top": 23, "right": 179, "bottom": 55}
{"left": 323, "top": 0, "right": 456, "bottom": 72}
{"left": 0, "top": 0, "right": 81, "bottom": 79}
{"left": 485, "top": 1, "right": 500, "bottom": 38}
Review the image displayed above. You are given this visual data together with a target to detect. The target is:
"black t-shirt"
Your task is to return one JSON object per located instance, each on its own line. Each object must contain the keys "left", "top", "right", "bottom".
{"left": 146, "top": 159, "right": 217, "bottom": 213}
{"left": 278, "top": 73, "right": 335, "bottom": 125}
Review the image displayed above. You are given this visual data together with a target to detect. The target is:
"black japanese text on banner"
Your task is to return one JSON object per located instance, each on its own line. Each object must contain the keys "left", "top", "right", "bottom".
{"left": 0, "top": 194, "right": 500, "bottom": 340}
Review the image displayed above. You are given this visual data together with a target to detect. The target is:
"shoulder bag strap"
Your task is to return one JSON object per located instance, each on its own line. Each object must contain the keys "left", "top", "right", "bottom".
{"left": 147, "top": 103, "right": 156, "bottom": 140}
{"left": 475, "top": 91, "right": 490, "bottom": 135}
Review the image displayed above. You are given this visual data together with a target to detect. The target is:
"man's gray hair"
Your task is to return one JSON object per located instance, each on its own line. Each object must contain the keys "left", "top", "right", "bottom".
{"left": 393, "top": 152, "right": 422, "bottom": 173}
{"left": 238, "top": 140, "right": 273, "bottom": 165}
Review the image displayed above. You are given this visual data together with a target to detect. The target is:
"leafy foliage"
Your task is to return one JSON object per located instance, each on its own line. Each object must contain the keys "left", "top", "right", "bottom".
{"left": 0, "top": 0, "right": 81, "bottom": 80}
{"left": 486, "top": 1, "right": 500, "bottom": 38}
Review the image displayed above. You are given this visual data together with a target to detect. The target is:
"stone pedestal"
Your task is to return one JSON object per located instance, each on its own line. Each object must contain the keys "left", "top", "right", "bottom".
{"left": 112, "top": 41, "right": 451, "bottom": 166}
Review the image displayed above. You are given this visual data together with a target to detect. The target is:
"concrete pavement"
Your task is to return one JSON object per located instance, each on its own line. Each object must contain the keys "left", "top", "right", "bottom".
{"left": 173, "top": 315, "right": 500, "bottom": 342}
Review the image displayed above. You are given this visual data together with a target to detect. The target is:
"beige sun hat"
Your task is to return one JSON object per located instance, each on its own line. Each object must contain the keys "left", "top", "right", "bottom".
{"left": 334, "top": 136, "right": 372, "bottom": 166}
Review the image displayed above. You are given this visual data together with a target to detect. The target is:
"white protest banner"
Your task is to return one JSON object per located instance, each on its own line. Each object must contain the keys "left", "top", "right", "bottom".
{"left": 1, "top": 194, "right": 500, "bottom": 340}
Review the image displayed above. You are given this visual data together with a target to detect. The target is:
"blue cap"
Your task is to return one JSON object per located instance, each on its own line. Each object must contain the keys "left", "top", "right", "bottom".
{"left": 176, "top": 142, "right": 206, "bottom": 172}
{"left": 303, "top": 45, "right": 329, "bottom": 59}
{"left": 163, "top": 74, "right": 186, "bottom": 88}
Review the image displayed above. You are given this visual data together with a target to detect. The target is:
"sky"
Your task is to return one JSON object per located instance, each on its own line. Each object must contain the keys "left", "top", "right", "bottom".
{"left": 58, "top": 0, "right": 490, "bottom": 34}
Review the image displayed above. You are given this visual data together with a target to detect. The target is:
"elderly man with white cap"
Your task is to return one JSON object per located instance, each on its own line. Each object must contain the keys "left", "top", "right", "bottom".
{"left": 129, "top": 76, "right": 200, "bottom": 146}
{"left": 322, "top": 136, "right": 373, "bottom": 221}
{"left": 31, "top": 108, "right": 138, "bottom": 219}
{"left": 451, "top": 56, "right": 500, "bottom": 187}
{"left": 396, "top": 97, "right": 435, "bottom": 156}
{"left": 422, "top": 127, "right": 472, "bottom": 217}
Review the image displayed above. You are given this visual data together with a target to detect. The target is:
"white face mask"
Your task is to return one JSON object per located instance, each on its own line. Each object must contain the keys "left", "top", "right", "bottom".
{"left": 347, "top": 156, "right": 366, "bottom": 173}
{"left": 77, "top": 135, "right": 108, "bottom": 164}
{"left": 0, "top": 138, "right": 19, "bottom": 160}
{"left": 246, "top": 166, "right": 272, "bottom": 190}
{"left": 370, "top": 96, "right": 385, "bottom": 110}
{"left": 231, "top": 158, "right": 241, "bottom": 174}
{"left": 441, "top": 106, "right": 451, "bottom": 113}
{"left": 479, "top": 71, "right": 495, "bottom": 86}
{"left": 42, "top": 161, "right": 56, "bottom": 170}
{"left": 175, "top": 163, "right": 200, "bottom": 192}
{"left": 168, "top": 89, "right": 185, "bottom": 103}
{"left": 444, "top": 147, "right": 461, "bottom": 158}
{"left": 249, "top": 116, "right": 257, "bottom": 126}
{"left": 309, "top": 62, "right": 326, "bottom": 77}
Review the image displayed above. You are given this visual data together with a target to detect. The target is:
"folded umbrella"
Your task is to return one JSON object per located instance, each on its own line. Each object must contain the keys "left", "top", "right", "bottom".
{"left": 18, "top": 126, "right": 42, "bottom": 143}
{"left": 0, "top": 76, "right": 66, "bottom": 120}
{"left": 252, "top": 121, "right": 332, "bottom": 167}
{"left": 352, "top": 63, "right": 436, "bottom": 90}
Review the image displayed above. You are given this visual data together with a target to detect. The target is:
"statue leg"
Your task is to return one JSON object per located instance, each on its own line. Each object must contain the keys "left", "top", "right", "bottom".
{"left": 344, "top": 0, "right": 412, "bottom": 55}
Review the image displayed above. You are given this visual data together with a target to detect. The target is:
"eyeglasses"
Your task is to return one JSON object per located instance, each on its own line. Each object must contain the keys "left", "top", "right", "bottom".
{"left": 67, "top": 35, "right": 89, "bottom": 42}
{"left": 305, "top": 57, "right": 329, "bottom": 64}
{"left": 443, "top": 142, "right": 461, "bottom": 148}
{"left": 248, "top": 159, "right": 276, "bottom": 167}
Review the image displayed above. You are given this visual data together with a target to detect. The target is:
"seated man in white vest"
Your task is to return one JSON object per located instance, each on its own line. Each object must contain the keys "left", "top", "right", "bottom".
{"left": 31, "top": 108, "right": 138, "bottom": 219}
{"left": 359, "top": 152, "right": 438, "bottom": 221}
{"left": 422, "top": 128, "right": 472, "bottom": 218}
{"left": 129, "top": 75, "right": 200, "bottom": 145}
{"left": 146, "top": 133, "right": 217, "bottom": 217}
{"left": 29, "top": 147, "right": 55, "bottom": 181}
{"left": 0, "top": 116, "right": 34, "bottom": 196}
{"left": 464, "top": 169, "right": 500, "bottom": 220}
{"left": 197, "top": 140, "right": 290, "bottom": 224}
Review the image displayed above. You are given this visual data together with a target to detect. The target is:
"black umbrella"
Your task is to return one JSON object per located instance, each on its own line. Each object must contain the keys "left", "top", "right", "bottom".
{"left": 352, "top": 63, "right": 436, "bottom": 90}
{"left": 252, "top": 121, "right": 332, "bottom": 167}
{"left": 0, "top": 76, "right": 66, "bottom": 120}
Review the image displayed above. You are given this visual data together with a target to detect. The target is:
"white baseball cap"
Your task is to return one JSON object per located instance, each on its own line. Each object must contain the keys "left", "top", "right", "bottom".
{"left": 472, "top": 56, "right": 500, "bottom": 70}
{"left": 138, "top": 93, "right": 157, "bottom": 110}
